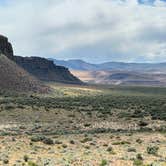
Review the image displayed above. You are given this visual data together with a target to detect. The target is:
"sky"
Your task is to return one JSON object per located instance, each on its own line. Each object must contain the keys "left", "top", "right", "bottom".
{"left": 0, "top": 0, "right": 166, "bottom": 63}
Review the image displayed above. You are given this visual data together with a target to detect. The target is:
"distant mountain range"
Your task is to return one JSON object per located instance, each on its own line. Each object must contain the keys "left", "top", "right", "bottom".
{"left": 50, "top": 59, "right": 166, "bottom": 86}
{"left": 50, "top": 59, "right": 166, "bottom": 72}
{"left": 14, "top": 56, "right": 82, "bottom": 84}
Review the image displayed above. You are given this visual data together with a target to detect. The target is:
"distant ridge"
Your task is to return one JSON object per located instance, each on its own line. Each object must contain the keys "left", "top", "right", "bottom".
{"left": 51, "top": 59, "right": 166, "bottom": 86}
{"left": 51, "top": 59, "right": 166, "bottom": 72}
{"left": 49, "top": 59, "right": 98, "bottom": 71}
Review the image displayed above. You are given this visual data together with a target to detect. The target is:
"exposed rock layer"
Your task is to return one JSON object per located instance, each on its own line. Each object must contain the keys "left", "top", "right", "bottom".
{"left": 0, "top": 35, "right": 13, "bottom": 58}
{"left": 14, "top": 56, "right": 82, "bottom": 84}
{"left": 0, "top": 35, "right": 82, "bottom": 85}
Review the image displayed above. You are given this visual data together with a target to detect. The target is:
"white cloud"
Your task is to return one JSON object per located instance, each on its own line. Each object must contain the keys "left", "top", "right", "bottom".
{"left": 154, "top": 0, "right": 166, "bottom": 6}
{"left": 0, "top": 0, "right": 166, "bottom": 62}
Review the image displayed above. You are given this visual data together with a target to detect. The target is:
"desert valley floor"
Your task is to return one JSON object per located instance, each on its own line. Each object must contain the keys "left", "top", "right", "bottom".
{"left": 0, "top": 84, "right": 165, "bottom": 166}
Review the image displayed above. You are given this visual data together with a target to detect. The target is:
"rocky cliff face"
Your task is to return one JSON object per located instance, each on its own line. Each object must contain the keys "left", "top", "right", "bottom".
{"left": 0, "top": 35, "right": 13, "bottom": 58}
{"left": 14, "top": 56, "right": 81, "bottom": 84}
{"left": 14, "top": 56, "right": 82, "bottom": 84}
{"left": 0, "top": 35, "right": 82, "bottom": 85}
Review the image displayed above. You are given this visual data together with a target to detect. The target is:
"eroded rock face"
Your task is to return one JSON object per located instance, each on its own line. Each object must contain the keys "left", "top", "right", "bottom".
{"left": 0, "top": 34, "right": 82, "bottom": 85}
{"left": 14, "top": 56, "right": 82, "bottom": 84}
{"left": 0, "top": 35, "right": 13, "bottom": 58}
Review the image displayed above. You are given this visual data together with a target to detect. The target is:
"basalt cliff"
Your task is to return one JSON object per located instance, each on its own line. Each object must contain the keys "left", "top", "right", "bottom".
{"left": 0, "top": 35, "right": 81, "bottom": 92}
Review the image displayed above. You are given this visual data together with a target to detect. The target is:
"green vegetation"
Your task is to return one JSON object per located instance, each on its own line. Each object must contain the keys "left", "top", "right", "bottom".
{"left": 147, "top": 146, "right": 159, "bottom": 155}
{"left": 133, "top": 159, "right": 143, "bottom": 166}
{"left": 31, "top": 135, "right": 54, "bottom": 145}
{"left": 100, "top": 159, "right": 108, "bottom": 166}
{"left": 23, "top": 155, "right": 29, "bottom": 162}
{"left": 1, "top": 85, "right": 166, "bottom": 122}
{"left": 0, "top": 84, "right": 165, "bottom": 165}
{"left": 28, "top": 161, "right": 38, "bottom": 166}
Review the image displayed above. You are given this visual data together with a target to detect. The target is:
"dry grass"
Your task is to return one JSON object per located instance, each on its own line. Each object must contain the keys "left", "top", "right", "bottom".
{"left": 0, "top": 84, "right": 166, "bottom": 165}
{"left": 0, "top": 133, "right": 165, "bottom": 165}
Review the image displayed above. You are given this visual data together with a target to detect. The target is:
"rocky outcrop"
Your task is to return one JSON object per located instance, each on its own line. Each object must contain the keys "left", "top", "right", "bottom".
{"left": 14, "top": 56, "right": 82, "bottom": 84}
{"left": 0, "top": 35, "right": 13, "bottom": 58}
{"left": 0, "top": 34, "right": 82, "bottom": 85}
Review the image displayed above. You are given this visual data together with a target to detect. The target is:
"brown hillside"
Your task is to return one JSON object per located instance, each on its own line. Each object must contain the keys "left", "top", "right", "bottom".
{"left": 0, "top": 54, "right": 48, "bottom": 93}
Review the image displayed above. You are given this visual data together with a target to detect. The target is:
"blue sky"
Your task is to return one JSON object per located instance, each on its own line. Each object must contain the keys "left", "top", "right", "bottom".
{"left": 0, "top": 0, "right": 166, "bottom": 63}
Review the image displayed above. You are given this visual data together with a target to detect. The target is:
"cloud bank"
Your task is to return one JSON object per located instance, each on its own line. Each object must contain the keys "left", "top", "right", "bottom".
{"left": 0, "top": 0, "right": 166, "bottom": 63}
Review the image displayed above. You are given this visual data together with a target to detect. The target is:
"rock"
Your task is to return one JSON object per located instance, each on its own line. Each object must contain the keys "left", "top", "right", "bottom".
{"left": 0, "top": 34, "right": 82, "bottom": 85}
{"left": 14, "top": 56, "right": 82, "bottom": 84}
{"left": 0, "top": 54, "right": 49, "bottom": 93}
{"left": 0, "top": 35, "right": 13, "bottom": 58}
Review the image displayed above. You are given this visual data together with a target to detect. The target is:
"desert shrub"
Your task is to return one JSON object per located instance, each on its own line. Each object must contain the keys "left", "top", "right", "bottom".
{"left": 62, "top": 144, "right": 67, "bottom": 148}
{"left": 54, "top": 140, "right": 62, "bottom": 144}
{"left": 112, "top": 141, "right": 130, "bottom": 145}
{"left": 136, "top": 139, "right": 143, "bottom": 144}
{"left": 133, "top": 159, "right": 143, "bottom": 166}
{"left": 24, "top": 155, "right": 29, "bottom": 162}
{"left": 100, "top": 159, "right": 107, "bottom": 166}
{"left": 128, "top": 147, "right": 136, "bottom": 152}
{"left": 3, "top": 159, "right": 9, "bottom": 164}
{"left": 30, "top": 135, "right": 53, "bottom": 145}
{"left": 4, "top": 104, "right": 15, "bottom": 110}
{"left": 147, "top": 146, "right": 159, "bottom": 155}
{"left": 139, "top": 121, "right": 148, "bottom": 127}
{"left": 31, "top": 135, "right": 45, "bottom": 142}
{"left": 84, "top": 123, "right": 91, "bottom": 127}
{"left": 136, "top": 153, "right": 143, "bottom": 160}
{"left": 69, "top": 140, "right": 75, "bottom": 144}
{"left": 28, "top": 161, "right": 38, "bottom": 166}
{"left": 107, "top": 146, "right": 113, "bottom": 152}
{"left": 132, "top": 110, "right": 145, "bottom": 118}
{"left": 42, "top": 137, "right": 54, "bottom": 145}
{"left": 81, "top": 137, "right": 93, "bottom": 143}
{"left": 84, "top": 145, "right": 90, "bottom": 149}
{"left": 118, "top": 112, "right": 132, "bottom": 118}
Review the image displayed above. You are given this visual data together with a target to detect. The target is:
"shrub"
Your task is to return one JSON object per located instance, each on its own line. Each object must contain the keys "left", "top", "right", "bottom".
{"left": 112, "top": 141, "right": 130, "bottom": 145}
{"left": 54, "top": 140, "right": 62, "bottom": 144}
{"left": 70, "top": 140, "right": 75, "bottom": 144}
{"left": 31, "top": 135, "right": 45, "bottom": 142}
{"left": 31, "top": 135, "right": 54, "bottom": 145}
{"left": 100, "top": 159, "right": 107, "bottom": 166}
{"left": 24, "top": 155, "right": 29, "bottom": 162}
{"left": 62, "top": 144, "right": 68, "bottom": 148}
{"left": 136, "top": 153, "right": 143, "bottom": 160}
{"left": 107, "top": 146, "right": 113, "bottom": 152}
{"left": 133, "top": 159, "right": 143, "bottom": 166}
{"left": 4, "top": 104, "right": 15, "bottom": 110}
{"left": 136, "top": 139, "right": 143, "bottom": 144}
{"left": 81, "top": 137, "right": 93, "bottom": 143}
{"left": 84, "top": 123, "right": 91, "bottom": 127}
{"left": 42, "top": 137, "right": 54, "bottom": 145}
{"left": 147, "top": 146, "right": 159, "bottom": 155}
{"left": 139, "top": 121, "right": 148, "bottom": 127}
{"left": 3, "top": 159, "right": 9, "bottom": 164}
{"left": 128, "top": 147, "right": 136, "bottom": 152}
{"left": 28, "top": 161, "right": 38, "bottom": 166}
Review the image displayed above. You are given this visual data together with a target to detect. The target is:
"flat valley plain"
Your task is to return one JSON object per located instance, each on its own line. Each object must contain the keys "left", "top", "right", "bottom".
{"left": 0, "top": 84, "right": 166, "bottom": 166}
